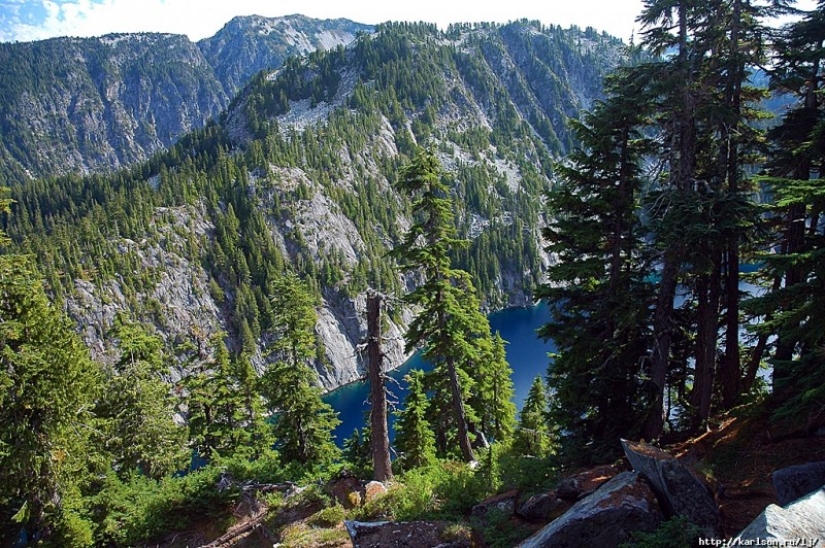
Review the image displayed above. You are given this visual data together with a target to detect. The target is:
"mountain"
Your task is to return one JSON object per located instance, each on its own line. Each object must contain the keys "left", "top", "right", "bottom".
{"left": 200, "top": 14, "right": 369, "bottom": 96}
{"left": 0, "top": 15, "right": 371, "bottom": 185}
{"left": 3, "top": 20, "right": 627, "bottom": 390}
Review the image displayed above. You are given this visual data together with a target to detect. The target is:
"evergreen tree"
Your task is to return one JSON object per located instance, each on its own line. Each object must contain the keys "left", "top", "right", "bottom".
{"left": 537, "top": 70, "right": 655, "bottom": 464}
{"left": 0, "top": 193, "right": 101, "bottom": 544}
{"left": 101, "top": 322, "right": 188, "bottom": 478}
{"left": 186, "top": 333, "right": 268, "bottom": 460}
{"left": 392, "top": 148, "right": 515, "bottom": 462}
{"left": 512, "top": 376, "right": 552, "bottom": 457}
{"left": 746, "top": 1, "right": 825, "bottom": 424}
{"left": 469, "top": 332, "right": 516, "bottom": 443}
{"left": 261, "top": 272, "right": 339, "bottom": 466}
{"left": 394, "top": 370, "right": 437, "bottom": 470}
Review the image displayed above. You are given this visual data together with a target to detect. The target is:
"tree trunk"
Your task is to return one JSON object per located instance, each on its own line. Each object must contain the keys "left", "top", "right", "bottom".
{"left": 691, "top": 253, "right": 721, "bottom": 427}
{"left": 447, "top": 356, "right": 476, "bottom": 462}
{"left": 644, "top": 251, "right": 678, "bottom": 440}
{"left": 367, "top": 291, "right": 393, "bottom": 482}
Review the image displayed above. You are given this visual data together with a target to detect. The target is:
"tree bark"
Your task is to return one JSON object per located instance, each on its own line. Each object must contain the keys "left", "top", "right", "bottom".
{"left": 367, "top": 291, "right": 393, "bottom": 482}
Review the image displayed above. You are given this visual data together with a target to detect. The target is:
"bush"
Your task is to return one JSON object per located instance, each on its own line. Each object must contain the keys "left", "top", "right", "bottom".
{"left": 307, "top": 505, "right": 346, "bottom": 528}
{"left": 619, "top": 515, "right": 702, "bottom": 548}
{"left": 91, "top": 467, "right": 235, "bottom": 545}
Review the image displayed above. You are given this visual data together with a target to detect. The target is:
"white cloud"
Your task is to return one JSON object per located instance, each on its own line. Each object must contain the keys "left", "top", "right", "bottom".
{"left": 0, "top": 0, "right": 818, "bottom": 44}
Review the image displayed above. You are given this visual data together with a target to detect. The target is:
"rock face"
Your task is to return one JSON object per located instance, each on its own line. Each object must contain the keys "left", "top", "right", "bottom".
{"left": 621, "top": 439, "right": 721, "bottom": 538}
{"left": 517, "top": 472, "right": 662, "bottom": 548}
{"left": 471, "top": 490, "right": 519, "bottom": 518}
{"left": 772, "top": 461, "right": 825, "bottom": 506}
{"left": 735, "top": 488, "right": 825, "bottom": 542}
{"left": 345, "top": 520, "right": 472, "bottom": 548}
{"left": 518, "top": 493, "right": 565, "bottom": 522}
{"left": 0, "top": 16, "right": 369, "bottom": 185}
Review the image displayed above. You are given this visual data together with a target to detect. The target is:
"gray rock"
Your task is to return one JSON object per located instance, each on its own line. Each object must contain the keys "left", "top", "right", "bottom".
{"left": 555, "top": 478, "right": 582, "bottom": 501}
{"left": 471, "top": 490, "right": 518, "bottom": 518}
{"left": 735, "top": 488, "right": 825, "bottom": 542}
{"left": 345, "top": 520, "right": 472, "bottom": 548}
{"left": 518, "top": 493, "right": 564, "bottom": 522}
{"left": 517, "top": 471, "right": 662, "bottom": 548}
{"left": 621, "top": 439, "right": 721, "bottom": 538}
{"left": 773, "top": 461, "right": 825, "bottom": 506}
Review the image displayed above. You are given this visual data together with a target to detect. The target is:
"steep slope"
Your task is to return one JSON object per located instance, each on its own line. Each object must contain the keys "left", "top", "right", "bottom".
{"left": 4, "top": 21, "right": 626, "bottom": 390}
{"left": 199, "top": 14, "right": 371, "bottom": 96}
{"left": 0, "top": 33, "right": 225, "bottom": 182}
{"left": 0, "top": 15, "right": 370, "bottom": 185}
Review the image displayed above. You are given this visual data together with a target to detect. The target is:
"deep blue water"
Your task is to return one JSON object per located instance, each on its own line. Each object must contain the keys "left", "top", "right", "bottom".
{"left": 323, "top": 302, "right": 555, "bottom": 446}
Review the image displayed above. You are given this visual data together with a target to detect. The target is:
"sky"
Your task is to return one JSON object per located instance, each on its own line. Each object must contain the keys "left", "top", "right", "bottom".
{"left": 0, "top": 0, "right": 816, "bottom": 45}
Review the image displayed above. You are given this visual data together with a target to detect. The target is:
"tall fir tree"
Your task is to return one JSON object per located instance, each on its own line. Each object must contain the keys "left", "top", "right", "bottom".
{"left": 392, "top": 148, "right": 515, "bottom": 462}
{"left": 746, "top": 1, "right": 825, "bottom": 425}
{"left": 100, "top": 322, "right": 188, "bottom": 478}
{"left": 512, "top": 376, "right": 553, "bottom": 457}
{"left": 394, "top": 370, "right": 437, "bottom": 470}
{"left": 537, "top": 69, "right": 656, "bottom": 464}
{"left": 261, "top": 272, "right": 339, "bottom": 466}
{"left": 0, "top": 191, "right": 102, "bottom": 544}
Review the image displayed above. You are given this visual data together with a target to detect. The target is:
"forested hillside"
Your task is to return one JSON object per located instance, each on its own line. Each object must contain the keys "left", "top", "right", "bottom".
{"left": 0, "top": 15, "right": 370, "bottom": 184}
{"left": 2, "top": 20, "right": 625, "bottom": 389}
{"left": 1, "top": 1, "right": 823, "bottom": 545}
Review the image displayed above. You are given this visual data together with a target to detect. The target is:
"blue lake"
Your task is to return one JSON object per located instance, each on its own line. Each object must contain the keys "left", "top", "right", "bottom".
{"left": 323, "top": 302, "right": 555, "bottom": 445}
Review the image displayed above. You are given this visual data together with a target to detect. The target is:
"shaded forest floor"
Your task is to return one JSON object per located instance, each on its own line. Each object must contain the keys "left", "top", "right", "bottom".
{"left": 668, "top": 407, "right": 825, "bottom": 537}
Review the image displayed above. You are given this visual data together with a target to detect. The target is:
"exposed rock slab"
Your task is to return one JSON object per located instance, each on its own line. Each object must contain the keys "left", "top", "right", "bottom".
{"left": 471, "top": 489, "right": 519, "bottom": 518}
{"left": 621, "top": 439, "right": 721, "bottom": 537}
{"left": 773, "top": 461, "right": 825, "bottom": 506}
{"left": 735, "top": 488, "right": 825, "bottom": 542}
{"left": 518, "top": 493, "right": 565, "bottom": 522}
{"left": 345, "top": 520, "right": 471, "bottom": 548}
{"left": 516, "top": 471, "right": 662, "bottom": 548}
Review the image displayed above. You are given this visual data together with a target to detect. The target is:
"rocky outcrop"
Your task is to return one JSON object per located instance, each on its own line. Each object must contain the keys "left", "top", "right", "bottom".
{"left": 0, "top": 16, "right": 369, "bottom": 185}
{"left": 471, "top": 490, "right": 519, "bottom": 519}
{"left": 621, "top": 439, "right": 721, "bottom": 538}
{"left": 517, "top": 471, "right": 662, "bottom": 548}
{"left": 772, "top": 461, "right": 825, "bottom": 506}
{"left": 735, "top": 488, "right": 825, "bottom": 542}
{"left": 518, "top": 493, "right": 565, "bottom": 522}
{"left": 345, "top": 520, "right": 472, "bottom": 548}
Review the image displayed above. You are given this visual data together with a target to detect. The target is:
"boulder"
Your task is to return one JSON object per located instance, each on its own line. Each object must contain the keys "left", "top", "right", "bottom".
{"left": 518, "top": 493, "right": 565, "bottom": 522}
{"left": 471, "top": 489, "right": 519, "bottom": 518}
{"left": 621, "top": 439, "right": 721, "bottom": 537}
{"left": 772, "top": 461, "right": 825, "bottom": 506}
{"left": 734, "top": 488, "right": 825, "bottom": 542}
{"left": 555, "top": 478, "right": 581, "bottom": 501}
{"left": 555, "top": 464, "right": 620, "bottom": 501}
{"left": 517, "top": 471, "right": 663, "bottom": 548}
{"left": 363, "top": 481, "right": 389, "bottom": 505}
{"left": 345, "top": 520, "right": 472, "bottom": 548}
{"left": 328, "top": 476, "right": 362, "bottom": 509}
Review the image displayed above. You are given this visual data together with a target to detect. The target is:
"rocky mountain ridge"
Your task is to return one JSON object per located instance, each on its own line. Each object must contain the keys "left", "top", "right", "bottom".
{"left": 4, "top": 20, "right": 627, "bottom": 391}
{"left": 0, "top": 14, "right": 371, "bottom": 185}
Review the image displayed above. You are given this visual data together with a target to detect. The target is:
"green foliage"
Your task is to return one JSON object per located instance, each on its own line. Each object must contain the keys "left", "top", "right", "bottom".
{"left": 512, "top": 376, "right": 553, "bottom": 457}
{"left": 261, "top": 272, "right": 340, "bottom": 466}
{"left": 306, "top": 504, "right": 346, "bottom": 528}
{"left": 619, "top": 515, "right": 701, "bottom": 548}
{"left": 473, "top": 507, "right": 533, "bottom": 548}
{"left": 356, "top": 462, "right": 488, "bottom": 522}
{"left": 186, "top": 333, "right": 272, "bottom": 460}
{"left": 537, "top": 68, "right": 655, "bottom": 464}
{"left": 91, "top": 466, "right": 234, "bottom": 546}
{"left": 393, "top": 149, "right": 516, "bottom": 461}
{"left": 394, "top": 370, "right": 437, "bottom": 471}
{"left": 99, "top": 321, "right": 188, "bottom": 478}
{"left": 0, "top": 247, "right": 103, "bottom": 544}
